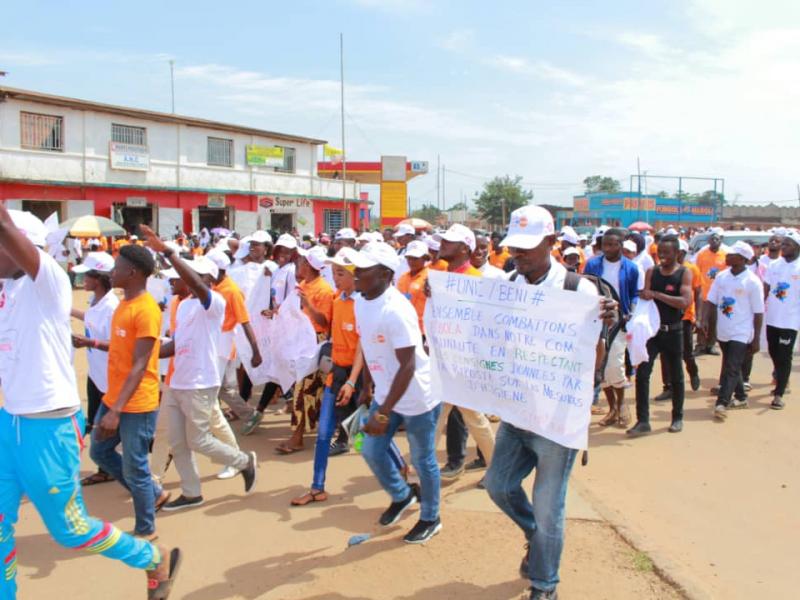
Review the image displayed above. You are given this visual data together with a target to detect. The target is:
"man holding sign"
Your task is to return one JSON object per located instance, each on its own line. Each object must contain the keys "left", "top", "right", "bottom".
{"left": 426, "top": 206, "right": 616, "bottom": 599}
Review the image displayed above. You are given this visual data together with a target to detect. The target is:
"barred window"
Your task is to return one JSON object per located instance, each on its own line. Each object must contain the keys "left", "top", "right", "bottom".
{"left": 323, "top": 209, "right": 344, "bottom": 233}
{"left": 208, "top": 137, "right": 233, "bottom": 167}
{"left": 275, "top": 146, "right": 296, "bottom": 173}
{"left": 20, "top": 112, "right": 63, "bottom": 151}
{"left": 111, "top": 123, "right": 147, "bottom": 146}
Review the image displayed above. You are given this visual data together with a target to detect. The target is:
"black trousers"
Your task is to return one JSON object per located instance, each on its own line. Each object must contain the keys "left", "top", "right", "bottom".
{"left": 86, "top": 377, "right": 104, "bottom": 435}
{"left": 660, "top": 320, "right": 699, "bottom": 389}
{"left": 697, "top": 306, "right": 718, "bottom": 350}
{"left": 446, "top": 407, "right": 486, "bottom": 467}
{"left": 717, "top": 340, "right": 748, "bottom": 405}
{"left": 767, "top": 325, "right": 798, "bottom": 397}
{"left": 635, "top": 328, "right": 684, "bottom": 423}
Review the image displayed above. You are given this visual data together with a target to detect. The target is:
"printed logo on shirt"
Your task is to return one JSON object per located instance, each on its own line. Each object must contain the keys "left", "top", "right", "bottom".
{"left": 373, "top": 334, "right": 386, "bottom": 344}
{"left": 665, "top": 284, "right": 675, "bottom": 292}
{"left": 708, "top": 267, "right": 720, "bottom": 280}
{"left": 773, "top": 281, "right": 790, "bottom": 301}
{"left": 115, "top": 328, "right": 127, "bottom": 338}
{"left": 343, "top": 322, "right": 355, "bottom": 332}
{"left": 719, "top": 296, "right": 736, "bottom": 318}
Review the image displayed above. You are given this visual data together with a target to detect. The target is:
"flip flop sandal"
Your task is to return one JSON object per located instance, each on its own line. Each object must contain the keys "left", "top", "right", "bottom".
{"left": 291, "top": 490, "right": 328, "bottom": 506}
{"left": 275, "top": 444, "right": 303, "bottom": 455}
{"left": 148, "top": 547, "right": 183, "bottom": 600}
{"left": 81, "top": 471, "right": 114, "bottom": 486}
{"left": 155, "top": 492, "right": 172, "bottom": 513}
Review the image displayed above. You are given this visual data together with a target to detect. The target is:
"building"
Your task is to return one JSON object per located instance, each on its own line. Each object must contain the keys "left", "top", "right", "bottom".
{"left": 720, "top": 204, "right": 800, "bottom": 229}
{"left": 570, "top": 192, "right": 717, "bottom": 228}
{"left": 0, "top": 86, "right": 368, "bottom": 237}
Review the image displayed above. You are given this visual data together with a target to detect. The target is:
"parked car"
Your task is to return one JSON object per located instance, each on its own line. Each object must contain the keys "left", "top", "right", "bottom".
{"left": 688, "top": 230, "right": 772, "bottom": 259}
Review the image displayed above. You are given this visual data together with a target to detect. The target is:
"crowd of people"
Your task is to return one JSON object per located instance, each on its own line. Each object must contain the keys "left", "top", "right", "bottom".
{"left": 0, "top": 202, "right": 797, "bottom": 600}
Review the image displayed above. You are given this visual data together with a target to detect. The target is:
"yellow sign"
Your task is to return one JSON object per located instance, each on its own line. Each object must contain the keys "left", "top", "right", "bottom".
{"left": 246, "top": 145, "right": 284, "bottom": 167}
{"left": 323, "top": 144, "right": 343, "bottom": 158}
{"left": 381, "top": 180, "right": 407, "bottom": 221}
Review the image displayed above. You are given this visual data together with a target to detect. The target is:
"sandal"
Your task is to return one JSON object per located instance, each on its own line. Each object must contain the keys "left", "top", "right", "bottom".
{"left": 291, "top": 489, "right": 328, "bottom": 506}
{"left": 275, "top": 443, "right": 304, "bottom": 455}
{"left": 148, "top": 547, "right": 183, "bottom": 600}
{"left": 81, "top": 471, "right": 114, "bottom": 486}
{"left": 597, "top": 411, "right": 617, "bottom": 427}
{"left": 155, "top": 491, "right": 172, "bottom": 513}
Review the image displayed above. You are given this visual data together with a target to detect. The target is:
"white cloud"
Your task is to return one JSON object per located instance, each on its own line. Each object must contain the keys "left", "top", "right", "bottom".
{"left": 438, "top": 29, "right": 474, "bottom": 53}
{"left": 483, "top": 54, "right": 587, "bottom": 86}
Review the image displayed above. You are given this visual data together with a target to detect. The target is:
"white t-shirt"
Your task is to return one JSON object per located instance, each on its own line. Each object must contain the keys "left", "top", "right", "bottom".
{"left": 271, "top": 263, "right": 297, "bottom": 308}
{"left": 765, "top": 257, "right": 800, "bottom": 330}
{"left": 355, "top": 286, "right": 438, "bottom": 416}
{"left": 707, "top": 268, "right": 765, "bottom": 343}
{"left": 600, "top": 257, "right": 622, "bottom": 296}
{"left": 170, "top": 291, "right": 226, "bottom": 390}
{"left": 634, "top": 251, "right": 654, "bottom": 273}
{"left": 478, "top": 262, "right": 506, "bottom": 279}
{"left": 0, "top": 250, "right": 80, "bottom": 414}
{"left": 83, "top": 290, "right": 120, "bottom": 392}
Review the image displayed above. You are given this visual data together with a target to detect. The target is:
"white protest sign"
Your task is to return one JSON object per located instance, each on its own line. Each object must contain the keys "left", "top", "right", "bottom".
{"left": 424, "top": 270, "right": 602, "bottom": 450}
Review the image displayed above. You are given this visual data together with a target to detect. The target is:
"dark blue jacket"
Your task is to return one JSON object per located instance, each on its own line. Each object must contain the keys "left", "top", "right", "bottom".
{"left": 583, "top": 255, "right": 640, "bottom": 316}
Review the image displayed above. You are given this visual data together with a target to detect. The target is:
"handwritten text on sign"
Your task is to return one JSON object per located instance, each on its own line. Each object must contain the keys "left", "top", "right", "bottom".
{"left": 424, "top": 270, "right": 601, "bottom": 450}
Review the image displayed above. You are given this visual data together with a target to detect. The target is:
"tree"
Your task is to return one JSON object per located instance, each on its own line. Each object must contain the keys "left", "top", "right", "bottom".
{"left": 448, "top": 201, "right": 468, "bottom": 212}
{"left": 411, "top": 203, "right": 442, "bottom": 223}
{"left": 475, "top": 175, "right": 533, "bottom": 227}
{"left": 583, "top": 175, "right": 621, "bottom": 194}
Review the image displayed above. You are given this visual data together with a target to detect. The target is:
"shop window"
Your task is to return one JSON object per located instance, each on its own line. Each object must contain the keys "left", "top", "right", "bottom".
{"left": 275, "top": 146, "right": 296, "bottom": 173}
{"left": 20, "top": 112, "right": 63, "bottom": 151}
{"left": 111, "top": 123, "right": 147, "bottom": 146}
{"left": 323, "top": 209, "right": 345, "bottom": 234}
{"left": 208, "top": 137, "right": 234, "bottom": 167}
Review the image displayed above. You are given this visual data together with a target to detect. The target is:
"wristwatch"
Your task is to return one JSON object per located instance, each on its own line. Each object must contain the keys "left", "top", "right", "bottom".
{"left": 344, "top": 380, "right": 357, "bottom": 389}
{"left": 374, "top": 412, "right": 390, "bottom": 424}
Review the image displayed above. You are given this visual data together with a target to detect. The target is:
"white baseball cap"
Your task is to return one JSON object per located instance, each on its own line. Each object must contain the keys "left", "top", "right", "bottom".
{"left": 206, "top": 249, "right": 232, "bottom": 271}
{"left": 559, "top": 226, "right": 579, "bottom": 246}
{"left": 622, "top": 240, "right": 638, "bottom": 253}
{"left": 500, "top": 205, "right": 555, "bottom": 250}
{"left": 783, "top": 230, "right": 800, "bottom": 246}
{"left": 233, "top": 240, "right": 250, "bottom": 260}
{"left": 161, "top": 268, "right": 180, "bottom": 280}
{"left": 8, "top": 209, "right": 47, "bottom": 247}
{"left": 678, "top": 239, "right": 689, "bottom": 253}
{"left": 250, "top": 230, "right": 273, "bottom": 245}
{"left": 404, "top": 240, "right": 430, "bottom": 258}
{"left": 709, "top": 227, "right": 725, "bottom": 236}
{"left": 347, "top": 242, "right": 401, "bottom": 273}
{"left": 563, "top": 247, "right": 580, "bottom": 258}
{"left": 298, "top": 245, "right": 328, "bottom": 271}
{"left": 423, "top": 235, "right": 441, "bottom": 252}
{"left": 356, "top": 231, "right": 374, "bottom": 243}
{"left": 72, "top": 251, "right": 115, "bottom": 274}
{"left": 188, "top": 255, "right": 219, "bottom": 280}
{"left": 435, "top": 224, "right": 476, "bottom": 252}
{"left": 729, "top": 240, "right": 754, "bottom": 261}
{"left": 335, "top": 227, "right": 357, "bottom": 241}
{"left": 394, "top": 223, "right": 416, "bottom": 238}
{"left": 275, "top": 233, "right": 298, "bottom": 250}
{"left": 326, "top": 247, "right": 358, "bottom": 268}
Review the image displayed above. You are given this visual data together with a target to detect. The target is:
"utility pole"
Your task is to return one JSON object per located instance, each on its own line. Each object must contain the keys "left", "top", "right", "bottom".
{"left": 501, "top": 197, "right": 507, "bottom": 229}
{"left": 436, "top": 154, "right": 441, "bottom": 210}
{"left": 636, "top": 156, "right": 642, "bottom": 222}
{"left": 340, "top": 33, "right": 348, "bottom": 227}
{"left": 169, "top": 60, "right": 175, "bottom": 114}
{"left": 442, "top": 164, "right": 446, "bottom": 212}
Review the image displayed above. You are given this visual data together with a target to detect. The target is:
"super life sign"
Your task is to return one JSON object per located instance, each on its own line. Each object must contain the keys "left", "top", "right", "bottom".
{"left": 424, "top": 270, "right": 602, "bottom": 450}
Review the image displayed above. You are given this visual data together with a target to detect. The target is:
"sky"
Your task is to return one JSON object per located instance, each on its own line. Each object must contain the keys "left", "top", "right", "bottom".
{"left": 2, "top": 0, "right": 800, "bottom": 212}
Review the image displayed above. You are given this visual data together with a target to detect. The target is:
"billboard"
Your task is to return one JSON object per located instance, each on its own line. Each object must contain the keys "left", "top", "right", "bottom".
{"left": 109, "top": 142, "right": 149, "bottom": 171}
{"left": 246, "top": 145, "right": 284, "bottom": 167}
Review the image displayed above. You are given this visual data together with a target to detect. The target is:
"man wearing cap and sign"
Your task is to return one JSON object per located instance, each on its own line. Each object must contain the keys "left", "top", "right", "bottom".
{"left": 138, "top": 226, "right": 258, "bottom": 512}
{"left": 763, "top": 230, "right": 800, "bottom": 410}
{"left": 481, "top": 206, "right": 617, "bottom": 600}
{"left": 348, "top": 241, "right": 444, "bottom": 543}
{"left": 0, "top": 207, "right": 181, "bottom": 598}
{"left": 702, "top": 241, "right": 764, "bottom": 420}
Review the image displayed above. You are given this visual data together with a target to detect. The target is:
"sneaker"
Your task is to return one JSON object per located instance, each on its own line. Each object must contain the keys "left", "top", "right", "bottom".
{"left": 519, "top": 543, "right": 530, "bottom": 579}
{"left": 625, "top": 422, "right": 652, "bottom": 437}
{"left": 162, "top": 494, "right": 204, "bottom": 512}
{"left": 653, "top": 389, "right": 672, "bottom": 402}
{"left": 217, "top": 465, "right": 238, "bottom": 480}
{"left": 668, "top": 419, "right": 683, "bottom": 433}
{"left": 528, "top": 588, "right": 559, "bottom": 600}
{"left": 240, "top": 411, "right": 264, "bottom": 436}
{"left": 690, "top": 374, "right": 701, "bottom": 391}
{"left": 379, "top": 483, "right": 420, "bottom": 526}
{"left": 771, "top": 395, "right": 785, "bottom": 410}
{"left": 713, "top": 404, "right": 728, "bottom": 420}
{"left": 743, "top": 381, "right": 752, "bottom": 392}
{"left": 403, "top": 517, "right": 442, "bottom": 544}
{"left": 730, "top": 398, "right": 749, "bottom": 410}
{"left": 241, "top": 451, "right": 258, "bottom": 494}
{"left": 465, "top": 458, "right": 487, "bottom": 472}
{"left": 329, "top": 440, "right": 349, "bottom": 456}
{"left": 440, "top": 463, "right": 465, "bottom": 480}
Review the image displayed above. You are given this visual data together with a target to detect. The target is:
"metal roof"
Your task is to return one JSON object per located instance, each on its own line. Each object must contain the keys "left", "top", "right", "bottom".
{"left": 0, "top": 86, "right": 327, "bottom": 146}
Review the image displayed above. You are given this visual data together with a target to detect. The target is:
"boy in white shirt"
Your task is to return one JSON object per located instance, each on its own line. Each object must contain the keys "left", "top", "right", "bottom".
{"left": 764, "top": 231, "right": 800, "bottom": 409}
{"left": 703, "top": 241, "right": 765, "bottom": 420}
{"left": 139, "top": 227, "right": 258, "bottom": 511}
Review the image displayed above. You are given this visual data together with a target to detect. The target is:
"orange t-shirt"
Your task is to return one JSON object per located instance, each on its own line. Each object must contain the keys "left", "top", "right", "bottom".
{"left": 192, "top": 247, "right": 203, "bottom": 257}
{"left": 300, "top": 276, "right": 334, "bottom": 335}
{"left": 450, "top": 262, "right": 483, "bottom": 277}
{"left": 682, "top": 261, "right": 702, "bottom": 323}
{"left": 489, "top": 249, "right": 510, "bottom": 269}
{"left": 331, "top": 293, "right": 359, "bottom": 366}
{"left": 112, "top": 239, "right": 130, "bottom": 259}
{"left": 695, "top": 247, "right": 728, "bottom": 300}
{"left": 552, "top": 245, "right": 586, "bottom": 273}
{"left": 104, "top": 292, "right": 162, "bottom": 413}
{"left": 429, "top": 259, "right": 448, "bottom": 271}
{"left": 397, "top": 267, "right": 429, "bottom": 334}
{"left": 214, "top": 276, "right": 250, "bottom": 332}
{"left": 649, "top": 242, "right": 659, "bottom": 265}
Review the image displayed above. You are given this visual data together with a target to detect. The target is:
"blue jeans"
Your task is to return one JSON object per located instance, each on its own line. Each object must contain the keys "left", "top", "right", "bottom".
{"left": 90, "top": 404, "right": 162, "bottom": 536}
{"left": 361, "top": 402, "right": 442, "bottom": 521}
{"left": 485, "top": 422, "right": 578, "bottom": 593}
{"left": 313, "top": 387, "right": 406, "bottom": 491}
{"left": 0, "top": 409, "right": 160, "bottom": 599}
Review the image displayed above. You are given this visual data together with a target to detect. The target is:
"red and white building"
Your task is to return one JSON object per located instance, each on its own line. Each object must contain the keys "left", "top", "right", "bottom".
{"left": 0, "top": 86, "right": 368, "bottom": 237}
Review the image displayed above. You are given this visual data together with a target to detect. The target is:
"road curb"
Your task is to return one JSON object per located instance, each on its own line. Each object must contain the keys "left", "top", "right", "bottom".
{"left": 572, "top": 480, "right": 713, "bottom": 600}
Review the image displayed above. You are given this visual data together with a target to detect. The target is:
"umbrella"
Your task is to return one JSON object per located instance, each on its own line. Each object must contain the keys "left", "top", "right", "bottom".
{"left": 59, "top": 215, "right": 125, "bottom": 238}
{"left": 627, "top": 221, "right": 654, "bottom": 232}
{"left": 211, "top": 227, "right": 231, "bottom": 236}
{"left": 399, "top": 217, "right": 432, "bottom": 231}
